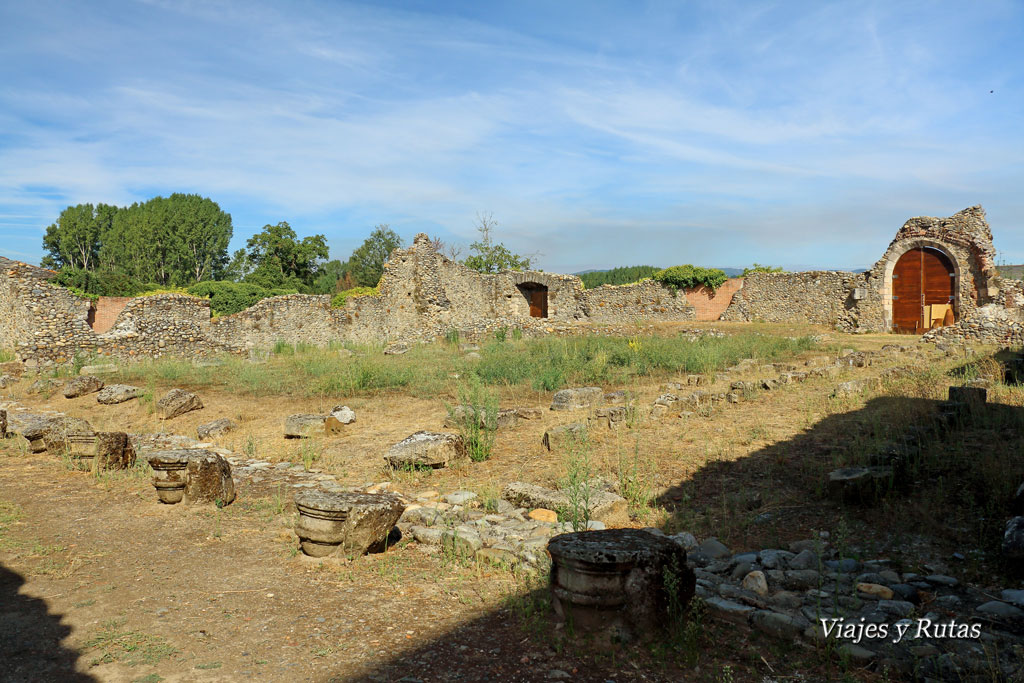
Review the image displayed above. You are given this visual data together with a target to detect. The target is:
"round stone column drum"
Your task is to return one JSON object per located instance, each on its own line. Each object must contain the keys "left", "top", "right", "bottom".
{"left": 547, "top": 529, "right": 695, "bottom": 641}
{"left": 294, "top": 490, "right": 406, "bottom": 558}
{"left": 147, "top": 452, "right": 189, "bottom": 504}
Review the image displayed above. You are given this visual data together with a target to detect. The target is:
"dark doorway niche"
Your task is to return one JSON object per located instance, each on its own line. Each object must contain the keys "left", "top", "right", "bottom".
{"left": 517, "top": 283, "right": 548, "bottom": 318}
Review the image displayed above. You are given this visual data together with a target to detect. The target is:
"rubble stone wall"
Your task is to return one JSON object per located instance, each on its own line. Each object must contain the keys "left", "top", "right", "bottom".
{"left": 720, "top": 271, "right": 869, "bottom": 331}
{"left": 580, "top": 279, "right": 695, "bottom": 322}
{"left": 1, "top": 206, "right": 1012, "bottom": 364}
{"left": 722, "top": 206, "right": 999, "bottom": 334}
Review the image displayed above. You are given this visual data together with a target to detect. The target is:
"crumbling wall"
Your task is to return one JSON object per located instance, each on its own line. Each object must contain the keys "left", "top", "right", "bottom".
{"left": 581, "top": 280, "right": 695, "bottom": 322}
{"left": 721, "top": 207, "right": 996, "bottom": 333}
{"left": 209, "top": 294, "right": 340, "bottom": 350}
{"left": 685, "top": 278, "right": 744, "bottom": 321}
{"left": 721, "top": 271, "right": 869, "bottom": 330}
{"left": 867, "top": 205, "right": 996, "bottom": 330}
{"left": 0, "top": 257, "right": 43, "bottom": 353}
{"left": 1, "top": 207, "right": 1009, "bottom": 364}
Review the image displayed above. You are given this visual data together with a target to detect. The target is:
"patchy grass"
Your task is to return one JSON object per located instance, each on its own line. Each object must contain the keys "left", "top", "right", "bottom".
{"left": 84, "top": 619, "right": 178, "bottom": 667}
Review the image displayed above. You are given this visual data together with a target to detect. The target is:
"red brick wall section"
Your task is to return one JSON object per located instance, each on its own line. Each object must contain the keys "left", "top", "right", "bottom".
{"left": 684, "top": 278, "right": 744, "bottom": 321}
{"left": 90, "top": 297, "right": 133, "bottom": 334}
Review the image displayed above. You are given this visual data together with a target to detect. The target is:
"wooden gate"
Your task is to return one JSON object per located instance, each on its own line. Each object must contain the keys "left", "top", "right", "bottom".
{"left": 517, "top": 283, "right": 548, "bottom": 318}
{"left": 892, "top": 247, "right": 955, "bottom": 333}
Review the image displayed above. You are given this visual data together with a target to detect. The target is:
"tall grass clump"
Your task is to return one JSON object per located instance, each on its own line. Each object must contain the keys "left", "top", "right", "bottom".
{"left": 560, "top": 429, "right": 594, "bottom": 532}
{"left": 447, "top": 377, "right": 499, "bottom": 462}
{"left": 0, "top": 349, "right": 15, "bottom": 363}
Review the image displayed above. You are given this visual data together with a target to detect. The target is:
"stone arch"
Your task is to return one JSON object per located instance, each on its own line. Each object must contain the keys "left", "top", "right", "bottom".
{"left": 880, "top": 238, "right": 962, "bottom": 332}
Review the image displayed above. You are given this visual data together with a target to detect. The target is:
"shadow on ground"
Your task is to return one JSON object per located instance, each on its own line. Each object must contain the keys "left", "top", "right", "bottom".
{"left": 342, "top": 393, "right": 1024, "bottom": 681}
{"left": 0, "top": 563, "right": 95, "bottom": 682}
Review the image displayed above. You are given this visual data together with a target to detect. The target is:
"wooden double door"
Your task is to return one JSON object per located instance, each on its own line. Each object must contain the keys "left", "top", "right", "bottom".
{"left": 892, "top": 247, "right": 955, "bottom": 333}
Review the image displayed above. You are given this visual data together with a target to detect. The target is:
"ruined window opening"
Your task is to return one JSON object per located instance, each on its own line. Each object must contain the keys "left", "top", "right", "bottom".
{"left": 516, "top": 282, "right": 548, "bottom": 318}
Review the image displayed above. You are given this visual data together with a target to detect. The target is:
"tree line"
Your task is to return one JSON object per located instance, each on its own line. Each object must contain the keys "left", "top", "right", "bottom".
{"left": 40, "top": 198, "right": 535, "bottom": 315}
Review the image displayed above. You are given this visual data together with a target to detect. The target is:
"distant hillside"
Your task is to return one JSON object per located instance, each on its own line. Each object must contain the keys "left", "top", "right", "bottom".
{"left": 998, "top": 264, "right": 1024, "bottom": 280}
{"left": 576, "top": 265, "right": 660, "bottom": 288}
{"left": 573, "top": 265, "right": 746, "bottom": 288}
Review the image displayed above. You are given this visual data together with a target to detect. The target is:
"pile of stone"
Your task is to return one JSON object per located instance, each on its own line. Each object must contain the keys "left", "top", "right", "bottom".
{"left": 682, "top": 531, "right": 1023, "bottom": 677}
{"left": 443, "top": 405, "right": 541, "bottom": 430}
{"left": 284, "top": 405, "right": 356, "bottom": 438}
{"left": 63, "top": 375, "right": 104, "bottom": 399}
{"left": 397, "top": 480, "right": 629, "bottom": 571}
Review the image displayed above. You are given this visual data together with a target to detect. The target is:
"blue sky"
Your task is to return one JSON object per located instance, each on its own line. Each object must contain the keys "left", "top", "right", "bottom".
{"left": 1, "top": 0, "right": 1022, "bottom": 273}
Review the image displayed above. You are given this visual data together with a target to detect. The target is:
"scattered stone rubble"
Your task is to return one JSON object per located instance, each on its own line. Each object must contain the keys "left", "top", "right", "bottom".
{"left": 63, "top": 375, "right": 104, "bottom": 399}
{"left": 96, "top": 384, "right": 141, "bottom": 405}
{"left": 680, "top": 530, "right": 1024, "bottom": 678}
{"left": 156, "top": 388, "right": 203, "bottom": 420}
{"left": 384, "top": 432, "right": 466, "bottom": 469}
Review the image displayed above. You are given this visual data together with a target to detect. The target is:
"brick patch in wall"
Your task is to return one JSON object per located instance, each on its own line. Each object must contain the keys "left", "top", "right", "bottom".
{"left": 90, "top": 297, "right": 133, "bottom": 334}
{"left": 685, "top": 278, "right": 743, "bottom": 321}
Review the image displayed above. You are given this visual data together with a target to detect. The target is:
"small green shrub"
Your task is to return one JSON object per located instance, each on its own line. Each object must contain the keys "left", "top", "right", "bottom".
{"left": 53, "top": 267, "right": 140, "bottom": 297}
{"left": 188, "top": 281, "right": 298, "bottom": 316}
{"left": 330, "top": 286, "right": 378, "bottom": 308}
{"left": 653, "top": 265, "right": 728, "bottom": 291}
{"left": 742, "top": 263, "right": 785, "bottom": 275}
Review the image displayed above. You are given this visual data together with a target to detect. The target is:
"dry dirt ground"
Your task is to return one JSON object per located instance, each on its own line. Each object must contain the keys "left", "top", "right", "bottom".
{"left": 0, "top": 323, "right": 1008, "bottom": 682}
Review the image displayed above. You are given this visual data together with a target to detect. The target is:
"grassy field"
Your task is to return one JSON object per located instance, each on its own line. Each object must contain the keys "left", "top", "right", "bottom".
{"left": 76, "top": 329, "right": 818, "bottom": 399}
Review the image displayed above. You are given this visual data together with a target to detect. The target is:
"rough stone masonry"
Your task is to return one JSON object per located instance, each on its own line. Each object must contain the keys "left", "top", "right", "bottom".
{"left": 1, "top": 206, "right": 1019, "bottom": 366}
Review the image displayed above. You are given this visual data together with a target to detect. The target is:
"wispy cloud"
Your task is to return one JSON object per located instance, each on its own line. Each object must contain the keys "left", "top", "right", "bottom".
{"left": 0, "top": 0, "right": 1021, "bottom": 271}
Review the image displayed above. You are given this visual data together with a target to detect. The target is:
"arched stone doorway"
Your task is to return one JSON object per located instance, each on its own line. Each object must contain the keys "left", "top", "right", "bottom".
{"left": 517, "top": 282, "right": 548, "bottom": 318}
{"left": 890, "top": 246, "right": 957, "bottom": 333}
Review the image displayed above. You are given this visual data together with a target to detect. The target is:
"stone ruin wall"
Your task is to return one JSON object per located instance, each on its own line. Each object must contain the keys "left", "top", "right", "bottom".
{"left": 2, "top": 207, "right": 1016, "bottom": 366}
{"left": 721, "top": 206, "right": 1006, "bottom": 336}
{"left": 0, "top": 234, "right": 699, "bottom": 366}
{"left": 720, "top": 271, "right": 875, "bottom": 332}
{"left": 580, "top": 279, "right": 695, "bottom": 322}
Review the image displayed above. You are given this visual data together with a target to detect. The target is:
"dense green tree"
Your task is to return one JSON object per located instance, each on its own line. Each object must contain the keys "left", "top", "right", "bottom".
{"left": 345, "top": 225, "right": 403, "bottom": 287}
{"left": 45, "top": 194, "right": 233, "bottom": 289}
{"left": 237, "top": 221, "right": 329, "bottom": 290}
{"left": 310, "top": 259, "right": 346, "bottom": 294}
{"left": 41, "top": 203, "right": 117, "bottom": 271}
{"left": 462, "top": 213, "right": 532, "bottom": 273}
{"left": 167, "top": 194, "right": 233, "bottom": 282}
